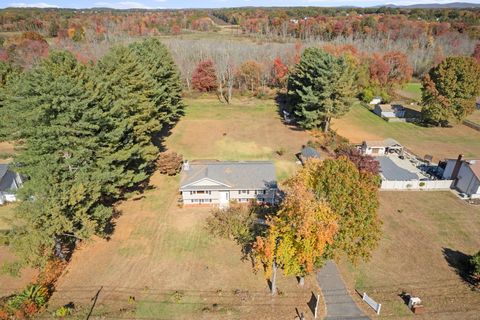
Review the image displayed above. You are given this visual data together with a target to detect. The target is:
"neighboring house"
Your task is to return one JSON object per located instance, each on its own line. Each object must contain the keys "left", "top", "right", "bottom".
{"left": 442, "top": 155, "right": 480, "bottom": 199}
{"left": 180, "top": 161, "right": 277, "bottom": 208}
{"left": 373, "top": 104, "right": 405, "bottom": 119}
{"left": 369, "top": 96, "right": 382, "bottom": 105}
{"left": 361, "top": 138, "right": 403, "bottom": 156}
{"left": 0, "top": 164, "right": 23, "bottom": 205}
{"left": 298, "top": 146, "right": 320, "bottom": 165}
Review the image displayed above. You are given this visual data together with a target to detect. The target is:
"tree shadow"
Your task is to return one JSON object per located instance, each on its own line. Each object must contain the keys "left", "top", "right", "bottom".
{"left": 442, "top": 247, "right": 476, "bottom": 286}
{"left": 306, "top": 291, "right": 318, "bottom": 317}
{"left": 274, "top": 92, "right": 305, "bottom": 132}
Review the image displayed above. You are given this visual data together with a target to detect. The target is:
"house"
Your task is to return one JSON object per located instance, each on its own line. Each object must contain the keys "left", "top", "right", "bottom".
{"left": 298, "top": 146, "right": 320, "bottom": 165}
{"left": 180, "top": 161, "right": 277, "bottom": 208}
{"left": 373, "top": 104, "right": 405, "bottom": 119}
{"left": 0, "top": 164, "right": 23, "bottom": 205}
{"left": 369, "top": 96, "right": 382, "bottom": 105}
{"left": 361, "top": 138, "right": 403, "bottom": 156}
{"left": 442, "top": 155, "right": 480, "bottom": 199}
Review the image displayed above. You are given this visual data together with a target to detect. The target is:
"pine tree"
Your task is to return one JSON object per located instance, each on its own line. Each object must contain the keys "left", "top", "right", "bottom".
{"left": 128, "top": 38, "right": 184, "bottom": 126}
{"left": 287, "top": 48, "right": 356, "bottom": 131}
{"left": 421, "top": 56, "right": 480, "bottom": 126}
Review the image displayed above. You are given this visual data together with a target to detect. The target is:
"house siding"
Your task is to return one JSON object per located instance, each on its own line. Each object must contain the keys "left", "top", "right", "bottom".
{"left": 181, "top": 188, "right": 276, "bottom": 206}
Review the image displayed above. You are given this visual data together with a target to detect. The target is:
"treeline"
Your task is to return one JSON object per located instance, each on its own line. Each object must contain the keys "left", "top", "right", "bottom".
{"left": 212, "top": 7, "right": 480, "bottom": 40}
{"left": 0, "top": 38, "right": 183, "bottom": 269}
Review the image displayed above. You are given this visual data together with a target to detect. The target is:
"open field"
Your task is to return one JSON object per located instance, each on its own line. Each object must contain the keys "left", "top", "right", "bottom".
{"left": 166, "top": 97, "right": 312, "bottom": 181}
{"left": 396, "top": 82, "right": 422, "bottom": 102}
{"left": 332, "top": 103, "right": 480, "bottom": 161}
{"left": 49, "top": 173, "right": 323, "bottom": 319}
{"left": 47, "top": 97, "right": 321, "bottom": 319}
{"left": 339, "top": 191, "right": 480, "bottom": 319}
{"left": 0, "top": 204, "right": 14, "bottom": 230}
{"left": 0, "top": 142, "right": 15, "bottom": 164}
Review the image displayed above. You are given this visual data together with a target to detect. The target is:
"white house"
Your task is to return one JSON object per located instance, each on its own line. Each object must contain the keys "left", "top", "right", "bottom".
{"left": 0, "top": 164, "right": 23, "bottom": 205}
{"left": 374, "top": 104, "right": 406, "bottom": 119}
{"left": 180, "top": 161, "right": 277, "bottom": 208}
{"left": 442, "top": 155, "right": 480, "bottom": 198}
{"left": 361, "top": 138, "right": 404, "bottom": 156}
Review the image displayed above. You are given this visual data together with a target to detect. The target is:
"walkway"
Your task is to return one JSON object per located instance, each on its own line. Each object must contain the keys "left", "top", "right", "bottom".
{"left": 316, "top": 261, "right": 370, "bottom": 320}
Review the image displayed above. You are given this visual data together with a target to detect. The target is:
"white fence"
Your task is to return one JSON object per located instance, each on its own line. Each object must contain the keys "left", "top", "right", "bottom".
{"left": 362, "top": 292, "right": 382, "bottom": 315}
{"left": 381, "top": 180, "right": 453, "bottom": 191}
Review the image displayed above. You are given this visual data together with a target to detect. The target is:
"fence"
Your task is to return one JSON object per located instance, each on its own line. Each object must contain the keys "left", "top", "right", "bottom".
{"left": 381, "top": 180, "right": 453, "bottom": 190}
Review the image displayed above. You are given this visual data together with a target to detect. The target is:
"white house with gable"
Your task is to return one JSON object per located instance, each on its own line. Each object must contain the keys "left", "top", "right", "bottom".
{"left": 443, "top": 155, "right": 480, "bottom": 198}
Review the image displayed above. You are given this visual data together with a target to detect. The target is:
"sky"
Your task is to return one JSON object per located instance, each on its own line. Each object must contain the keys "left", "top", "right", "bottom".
{"left": 1, "top": 0, "right": 480, "bottom": 10}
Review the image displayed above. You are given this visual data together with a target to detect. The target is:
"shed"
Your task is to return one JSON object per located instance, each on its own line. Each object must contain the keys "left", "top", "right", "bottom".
{"left": 374, "top": 104, "right": 406, "bottom": 118}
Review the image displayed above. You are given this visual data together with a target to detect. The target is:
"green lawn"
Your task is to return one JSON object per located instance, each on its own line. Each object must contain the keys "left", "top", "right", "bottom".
{"left": 333, "top": 103, "right": 480, "bottom": 161}
{"left": 396, "top": 82, "right": 422, "bottom": 101}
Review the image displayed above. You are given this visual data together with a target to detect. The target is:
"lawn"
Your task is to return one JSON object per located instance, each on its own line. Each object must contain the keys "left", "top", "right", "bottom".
{"left": 338, "top": 191, "right": 480, "bottom": 319}
{"left": 466, "top": 110, "right": 480, "bottom": 125}
{"left": 166, "top": 97, "right": 311, "bottom": 181}
{"left": 332, "top": 103, "right": 480, "bottom": 161}
{"left": 47, "top": 97, "right": 322, "bottom": 319}
{"left": 396, "top": 82, "right": 423, "bottom": 102}
{"left": 0, "top": 204, "right": 15, "bottom": 230}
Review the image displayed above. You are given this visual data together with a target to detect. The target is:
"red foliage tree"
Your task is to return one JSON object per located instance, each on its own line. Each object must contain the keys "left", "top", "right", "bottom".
{"left": 369, "top": 53, "right": 390, "bottom": 86}
{"left": 192, "top": 60, "right": 218, "bottom": 92}
{"left": 335, "top": 145, "right": 380, "bottom": 175}
{"left": 383, "top": 51, "right": 413, "bottom": 85}
{"left": 272, "top": 56, "right": 288, "bottom": 88}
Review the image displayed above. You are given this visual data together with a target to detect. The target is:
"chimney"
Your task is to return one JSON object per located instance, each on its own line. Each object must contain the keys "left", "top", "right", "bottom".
{"left": 451, "top": 154, "right": 463, "bottom": 184}
{"left": 183, "top": 160, "right": 190, "bottom": 171}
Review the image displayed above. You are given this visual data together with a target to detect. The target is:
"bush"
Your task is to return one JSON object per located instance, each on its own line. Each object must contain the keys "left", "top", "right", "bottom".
{"left": 1, "top": 261, "right": 22, "bottom": 277}
{"left": 275, "top": 147, "right": 286, "bottom": 156}
{"left": 359, "top": 87, "right": 375, "bottom": 103}
{"left": 54, "top": 305, "right": 73, "bottom": 318}
{"left": 157, "top": 152, "right": 183, "bottom": 176}
{"left": 206, "top": 204, "right": 258, "bottom": 246}
{"left": 471, "top": 250, "right": 480, "bottom": 280}
{"left": 8, "top": 284, "right": 48, "bottom": 310}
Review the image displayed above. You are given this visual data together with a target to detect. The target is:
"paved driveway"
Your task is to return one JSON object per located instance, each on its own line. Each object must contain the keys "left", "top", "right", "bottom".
{"left": 316, "top": 261, "right": 370, "bottom": 320}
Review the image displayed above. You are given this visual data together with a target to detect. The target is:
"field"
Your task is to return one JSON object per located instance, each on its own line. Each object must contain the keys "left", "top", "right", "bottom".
{"left": 396, "top": 82, "right": 422, "bottom": 102}
{"left": 332, "top": 103, "right": 480, "bottom": 161}
{"left": 0, "top": 204, "right": 14, "bottom": 230}
{"left": 166, "top": 97, "right": 312, "bottom": 181}
{"left": 339, "top": 191, "right": 480, "bottom": 319}
{"left": 0, "top": 142, "right": 15, "bottom": 164}
{"left": 46, "top": 97, "right": 321, "bottom": 319}
{"left": 466, "top": 110, "right": 480, "bottom": 125}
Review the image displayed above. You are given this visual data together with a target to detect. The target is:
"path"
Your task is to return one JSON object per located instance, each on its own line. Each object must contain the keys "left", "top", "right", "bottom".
{"left": 317, "top": 261, "right": 369, "bottom": 320}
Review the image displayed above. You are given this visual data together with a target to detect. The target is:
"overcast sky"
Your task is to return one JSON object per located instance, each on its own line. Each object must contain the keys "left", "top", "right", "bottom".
{"left": 2, "top": 0, "right": 480, "bottom": 10}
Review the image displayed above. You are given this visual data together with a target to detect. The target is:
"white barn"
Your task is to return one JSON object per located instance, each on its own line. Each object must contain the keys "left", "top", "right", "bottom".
{"left": 374, "top": 104, "right": 406, "bottom": 119}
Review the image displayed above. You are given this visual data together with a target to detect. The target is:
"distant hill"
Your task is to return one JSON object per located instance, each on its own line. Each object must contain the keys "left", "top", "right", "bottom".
{"left": 378, "top": 2, "right": 480, "bottom": 9}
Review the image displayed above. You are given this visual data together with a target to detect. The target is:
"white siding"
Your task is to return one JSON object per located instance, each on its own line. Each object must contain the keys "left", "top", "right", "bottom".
{"left": 456, "top": 165, "right": 480, "bottom": 196}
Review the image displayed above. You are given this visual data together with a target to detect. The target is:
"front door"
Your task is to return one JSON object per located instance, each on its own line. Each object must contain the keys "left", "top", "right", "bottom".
{"left": 219, "top": 191, "right": 230, "bottom": 208}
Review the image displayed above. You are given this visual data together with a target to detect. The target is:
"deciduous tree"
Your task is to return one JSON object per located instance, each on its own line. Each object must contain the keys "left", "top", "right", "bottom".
{"left": 191, "top": 60, "right": 218, "bottom": 92}
{"left": 421, "top": 56, "right": 480, "bottom": 126}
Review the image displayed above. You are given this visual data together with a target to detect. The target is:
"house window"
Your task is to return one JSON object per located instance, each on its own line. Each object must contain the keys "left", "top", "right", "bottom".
{"left": 197, "top": 191, "right": 205, "bottom": 194}
{"left": 190, "top": 191, "right": 196, "bottom": 195}
{"left": 239, "top": 190, "right": 249, "bottom": 195}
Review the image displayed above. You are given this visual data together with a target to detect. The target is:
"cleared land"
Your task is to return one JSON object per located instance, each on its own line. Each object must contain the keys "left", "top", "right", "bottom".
{"left": 166, "top": 97, "right": 311, "bottom": 181}
{"left": 396, "top": 82, "right": 422, "bottom": 102}
{"left": 47, "top": 98, "right": 320, "bottom": 319}
{"left": 332, "top": 103, "right": 480, "bottom": 161}
{"left": 339, "top": 191, "right": 480, "bottom": 319}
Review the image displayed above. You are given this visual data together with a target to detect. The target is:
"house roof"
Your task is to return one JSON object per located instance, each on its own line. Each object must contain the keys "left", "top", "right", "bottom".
{"left": 0, "top": 164, "right": 21, "bottom": 192}
{"left": 364, "top": 138, "right": 402, "bottom": 148}
{"left": 378, "top": 156, "right": 419, "bottom": 181}
{"left": 180, "top": 161, "right": 277, "bottom": 190}
{"left": 300, "top": 146, "right": 320, "bottom": 159}
{"left": 0, "top": 164, "right": 8, "bottom": 182}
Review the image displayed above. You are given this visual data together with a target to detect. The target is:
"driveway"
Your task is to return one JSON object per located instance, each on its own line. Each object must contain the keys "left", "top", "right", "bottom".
{"left": 317, "top": 261, "right": 370, "bottom": 320}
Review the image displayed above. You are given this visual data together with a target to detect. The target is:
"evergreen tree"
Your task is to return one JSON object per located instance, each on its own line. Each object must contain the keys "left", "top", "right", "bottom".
{"left": 421, "top": 56, "right": 480, "bottom": 126}
{"left": 128, "top": 38, "right": 184, "bottom": 126}
{"left": 2, "top": 51, "right": 111, "bottom": 267}
{"left": 287, "top": 48, "right": 356, "bottom": 131}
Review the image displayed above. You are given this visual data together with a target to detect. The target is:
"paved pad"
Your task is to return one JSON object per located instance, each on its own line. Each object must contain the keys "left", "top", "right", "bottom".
{"left": 317, "top": 261, "right": 370, "bottom": 320}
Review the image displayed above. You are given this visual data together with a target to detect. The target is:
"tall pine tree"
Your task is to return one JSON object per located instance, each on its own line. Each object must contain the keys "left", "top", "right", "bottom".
{"left": 287, "top": 48, "right": 355, "bottom": 131}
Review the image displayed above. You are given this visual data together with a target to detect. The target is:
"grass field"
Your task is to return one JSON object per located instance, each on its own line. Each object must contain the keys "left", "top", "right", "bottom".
{"left": 332, "top": 103, "right": 480, "bottom": 161}
{"left": 49, "top": 173, "right": 323, "bottom": 319}
{"left": 166, "top": 97, "right": 311, "bottom": 181}
{"left": 396, "top": 82, "right": 423, "bottom": 102}
{"left": 466, "top": 110, "right": 480, "bottom": 125}
{"left": 0, "top": 204, "right": 15, "bottom": 230}
{"left": 339, "top": 191, "right": 480, "bottom": 319}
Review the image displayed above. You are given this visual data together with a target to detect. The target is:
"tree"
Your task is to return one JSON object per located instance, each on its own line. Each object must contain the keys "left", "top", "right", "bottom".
{"left": 335, "top": 145, "right": 380, "bottom": 175}
{"left": 237, "top": 60, "right": 263, "bottom": 93}
{"left": 272, "top": 56, "right": 288, "bottom": 88}
{"left": 157, "top": 151, "right": 183, "bottom": 175}
{"left": 287, "top": 47, "right": 356, "bottom": 132}
{"left": 382, "top": 51, "right": 413, "bottom": 86}
{"left": 253, "top": 174, "right": 338, "bottom": 291}
{"left": 191, "top": 60, "right": 218, "bottom": 92}
{"left": 421, "top": 56, "right": 480, "bottom": 126}
{"left": 300, "top": 157, "right": 382, "bottom": 263}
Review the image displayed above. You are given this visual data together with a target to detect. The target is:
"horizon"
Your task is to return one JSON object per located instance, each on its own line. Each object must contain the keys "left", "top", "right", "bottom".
{"left": 2, "top": 0, "right": 480, "bottom": 10}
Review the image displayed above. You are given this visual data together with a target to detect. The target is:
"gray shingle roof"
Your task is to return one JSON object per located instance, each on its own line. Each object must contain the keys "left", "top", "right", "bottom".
{"left": 180, "top": 161, "right": 277, "bottom": 190}
{"left": 0, "top": 164, "right": 21, "bottom": 192}
{"left": 378, "top": 156, "right": 418, "bottom": 181}
{"left": 301, "top": 147, "right": 320, "bottom": 160}
{"left": 0, "top": 164, "right": 8, "bottom": 181}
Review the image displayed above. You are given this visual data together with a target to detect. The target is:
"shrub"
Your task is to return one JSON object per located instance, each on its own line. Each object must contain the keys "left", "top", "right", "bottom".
{"left": 419, "top": 182, "right": 426, "bottom": 187}
{"left": 0, "top": 152, "right": 12, "bottom": 160}
{"left": 54, "top": 305, "right": 73, "bottom": 318}
{"left": 206, "top": 204, "right": 259, "bottom": 246}
{"left": 8, "top": 284, "right": 48, "bottom": 310}
{"left": 157, "top": 152, "right": 183, "bottom": 176}
{"left": 1, "top": 261, "right": 22, "bottom": 277}
{"left": 471, "top": 250, "right": 480, "bottom": 280}
{"left": 359, "top": 87, "right": 375, "bottom": 103}
{"left": 275, "top": 147, "right": 286, "bottom": 156}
